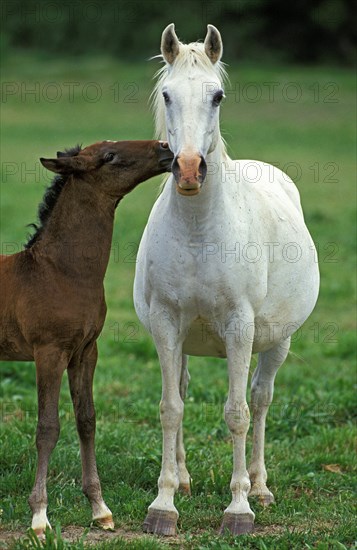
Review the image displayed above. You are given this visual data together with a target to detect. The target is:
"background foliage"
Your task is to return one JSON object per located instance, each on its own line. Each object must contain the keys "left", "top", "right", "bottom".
{"left": 1, "top": 0, "right": 356, "bottom": 64}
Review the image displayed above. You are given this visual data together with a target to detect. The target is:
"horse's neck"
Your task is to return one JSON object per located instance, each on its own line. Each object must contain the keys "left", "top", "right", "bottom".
{"left": 33, "top": 176, "right": 115, "bottom": 283}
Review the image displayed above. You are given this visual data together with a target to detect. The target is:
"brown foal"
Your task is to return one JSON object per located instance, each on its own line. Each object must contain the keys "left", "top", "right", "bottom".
{"left": 0, "top": 140, "right": 173, "bottom": 536}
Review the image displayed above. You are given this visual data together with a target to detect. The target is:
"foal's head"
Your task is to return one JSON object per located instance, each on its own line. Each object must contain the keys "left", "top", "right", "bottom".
{"left": 40, "top": 140, "right": 173, "bottom": 201}
{"left": 153, "top": 24, "right": 226, "bottom": 196}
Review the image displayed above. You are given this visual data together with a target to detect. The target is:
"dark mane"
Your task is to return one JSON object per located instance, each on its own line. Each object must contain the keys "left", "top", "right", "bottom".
{"left": 25, "top": 145, "right": 82, "bottom": 249}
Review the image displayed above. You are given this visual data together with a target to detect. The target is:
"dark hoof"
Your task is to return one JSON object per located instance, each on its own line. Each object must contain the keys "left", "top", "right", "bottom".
{"left": 143, "top": 509, "right": 178, "bottom": 536}
{"left": 178, "top": 482, "right": 191, "bottom": 496}
{"left": 219, "top": 513, "right": 254, "bottom": 536}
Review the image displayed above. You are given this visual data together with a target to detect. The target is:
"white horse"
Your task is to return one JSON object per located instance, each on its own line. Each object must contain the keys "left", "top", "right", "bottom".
{"left": 134, "top": 24, "right": 319, "bottom": 536}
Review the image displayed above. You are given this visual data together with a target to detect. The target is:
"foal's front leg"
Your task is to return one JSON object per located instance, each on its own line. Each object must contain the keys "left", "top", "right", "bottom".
{"left": 143, "top": 317, "right": 183, "bottom": 536}
{"left": 219, "top": 332, "right": 255, "bottom": 535}
{"left": 29, "top": 346, "right": 68, "bottom": 537}
{"left": 67, "top": 342, "right": 113, "bottom": 530}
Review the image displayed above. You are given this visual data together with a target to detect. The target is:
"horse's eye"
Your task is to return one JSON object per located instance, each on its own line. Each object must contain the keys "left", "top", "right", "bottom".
{"left": 213, "top": 91, "right": 224, "bottom": 106}
{"left": 104, "top": 152, "right": 115, "bottom": 163}
{"left": 162, "top": 91, "right": 170, "bottom": 104}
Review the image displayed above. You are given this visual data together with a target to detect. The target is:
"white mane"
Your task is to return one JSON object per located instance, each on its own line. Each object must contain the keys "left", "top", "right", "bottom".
{"left": 151, "top": 41, "right": 228, "bottom": 157}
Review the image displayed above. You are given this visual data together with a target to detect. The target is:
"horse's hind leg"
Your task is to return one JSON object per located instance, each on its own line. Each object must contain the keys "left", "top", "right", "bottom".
{"left": 176, "top": 354, "right": 191, "bottom": 494}
{"left": 29, "top": 346, "right": 67, "bottom": 537}
{"left": 248, "top": 338, "right": 290, "bottom": 505}
{"left": 67, "top": 342, "right": 113, "bottom": 530}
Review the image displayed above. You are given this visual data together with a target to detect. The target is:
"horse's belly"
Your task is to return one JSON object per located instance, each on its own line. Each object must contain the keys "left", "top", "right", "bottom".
{"left": 181, "top": 312, "right": 305, "bottom": 357}
{"left": 0, "top": 313, "right": 34, "bottom": 361}
{"left": 0, "top": 349, "right": 33, "bottom": 361}
{"left": 182, "top": 258, "right": 319, "bottom": 357}
{"left": 181, "top": 315, "right": 294, "bottom": 357}
{"left": 0, "top": 339, "right": 34, "bottom": 361}
{"left": 183, "top": 318, "right": 227, "bottom": 357}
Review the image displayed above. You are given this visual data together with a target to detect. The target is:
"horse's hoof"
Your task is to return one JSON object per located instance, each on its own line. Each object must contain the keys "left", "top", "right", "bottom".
{"left": 219, "top": 512, "right": 254, "bottom": 536}
{"left": 143, "top": 509, "right": 178, "bottom": 536}
{"left": 249, "top": 485, "right": 275, "bottom": 507}
{"left": 32, "top": 528, "right": 46, "bottom": 540}
{"left": 31, "top": 523, "right": 51, "bottom": 540}
{"left": 178, "top": 482, "right": 191, "bottom": 496}
{"left": 249, "top": 489, "right": 275, "bottom": 507}
{"left": 259, "top": 493, "right": 275, "bottom": 507}
{"left": 94, "top": 514, "right": 115, "bottom": 531}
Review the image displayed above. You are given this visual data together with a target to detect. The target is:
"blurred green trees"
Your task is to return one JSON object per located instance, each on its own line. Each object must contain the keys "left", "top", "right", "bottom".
{"left": 1, "top": 0, "right": 355, "bottom": 64}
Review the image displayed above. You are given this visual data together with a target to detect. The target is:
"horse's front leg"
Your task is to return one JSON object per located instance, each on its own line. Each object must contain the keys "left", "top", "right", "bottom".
{"left": 67, "top": 342, "right": 113, "bottom": 530}
{"left": 143, "top": 315, "right": 184, "bottom": 536}
{"left": 29, "top": 346, "right": 68, "bottom": 537}
{"left": 219, "top": 329, "right": 255, "bottom": 536}
{"left": 176, "top": 354, "right": 191, "bottom": 495}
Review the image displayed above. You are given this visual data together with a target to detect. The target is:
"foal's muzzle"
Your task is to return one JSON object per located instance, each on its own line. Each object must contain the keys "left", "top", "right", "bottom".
{"left": 172, "top": 153, "right": 207, "bottom": 196}
{"left": 158, "top": 141, "right": 174, "bottom": 171}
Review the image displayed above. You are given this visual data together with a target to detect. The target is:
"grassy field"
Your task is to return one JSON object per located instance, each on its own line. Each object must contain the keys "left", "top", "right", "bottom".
{"left": 0, "top": 52, "right": 356, "bottom": 549}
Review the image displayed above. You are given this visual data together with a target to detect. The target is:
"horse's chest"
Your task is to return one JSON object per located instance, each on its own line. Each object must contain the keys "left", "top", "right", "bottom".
{"left": 150, "top": 227, "right": 265, "bottom": 310}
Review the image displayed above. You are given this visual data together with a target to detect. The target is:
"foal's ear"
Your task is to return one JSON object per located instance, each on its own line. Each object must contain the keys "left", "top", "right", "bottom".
{"left": 204, "top": 24, "right": 223, "bottom": 64}
{"left": 161, "top": 23, "right": 180, "bottom": 64}
{"left": 40, "top": 156, "right": 84, "bottom": 174}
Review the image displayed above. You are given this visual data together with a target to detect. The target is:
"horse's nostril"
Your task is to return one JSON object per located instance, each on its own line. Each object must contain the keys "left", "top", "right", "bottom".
{"left": 160, "top": 141, "right": 169, "bottom": 149}
{"left": 172, "top": 156, "right": 180, "bottom": 182}
{"left": 199, "top": 156, "right": 207, "bottom": 182}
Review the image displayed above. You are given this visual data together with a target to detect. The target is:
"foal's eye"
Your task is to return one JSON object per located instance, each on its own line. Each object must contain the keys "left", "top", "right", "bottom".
{"left": 213, "top": 91, "right": 224, "bottom": 106}
{"left": 104, "top": 152, "right": 115, "bottom": 163}
{"left": 162, "top": 91, "right": 170, "bottom": 104}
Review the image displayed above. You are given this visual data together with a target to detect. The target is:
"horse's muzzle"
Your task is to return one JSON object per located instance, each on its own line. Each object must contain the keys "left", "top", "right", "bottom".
{"left": 172, "top": 154, "right": 207, "bottom": 196}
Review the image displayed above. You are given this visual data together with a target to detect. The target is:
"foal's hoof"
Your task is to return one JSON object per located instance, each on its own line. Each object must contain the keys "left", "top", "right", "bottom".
{"left": 94, "top": 514, "right": 115, "bottom": 531}
{"left": 219, "top": 513, "right": 254, "bottom": 536}
{"left": 143, "top": 509, "right": 178, "bottom": 536}
{"left": 178, "top": 482, "right": 191, "bottom": 496}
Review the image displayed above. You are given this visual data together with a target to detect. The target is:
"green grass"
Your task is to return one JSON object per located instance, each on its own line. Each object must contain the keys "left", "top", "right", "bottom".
{"left": 0, "top": 52, "right": 356, "bottom": 549}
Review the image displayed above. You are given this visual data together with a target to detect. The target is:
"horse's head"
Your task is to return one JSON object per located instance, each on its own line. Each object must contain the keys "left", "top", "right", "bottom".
{"left": 156, "top": 24, "right": 225, "bottom": 196}
{"left": 40, "top": 140, "right": 173, "bottom": 201}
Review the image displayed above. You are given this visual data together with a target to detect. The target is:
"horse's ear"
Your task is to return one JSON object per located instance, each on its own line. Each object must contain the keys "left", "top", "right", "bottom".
{"left": 161, "top": 23, "right": 180, "bottom": 64}
{"left": 40, "top": 157, "right": 84, "bottom": 174}
{"left": 204, "top": 24, "right": 223, "bottom": 64}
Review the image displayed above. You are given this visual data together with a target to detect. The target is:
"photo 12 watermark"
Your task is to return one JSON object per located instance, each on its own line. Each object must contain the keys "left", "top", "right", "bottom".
{"left": 1, "top": 81, "right": 140, "bottom": 104}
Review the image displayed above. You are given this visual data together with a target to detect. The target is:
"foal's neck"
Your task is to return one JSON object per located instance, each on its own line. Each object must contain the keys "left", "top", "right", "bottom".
{"left": 32, "top": 175, "right": 116, "bottom": 285}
